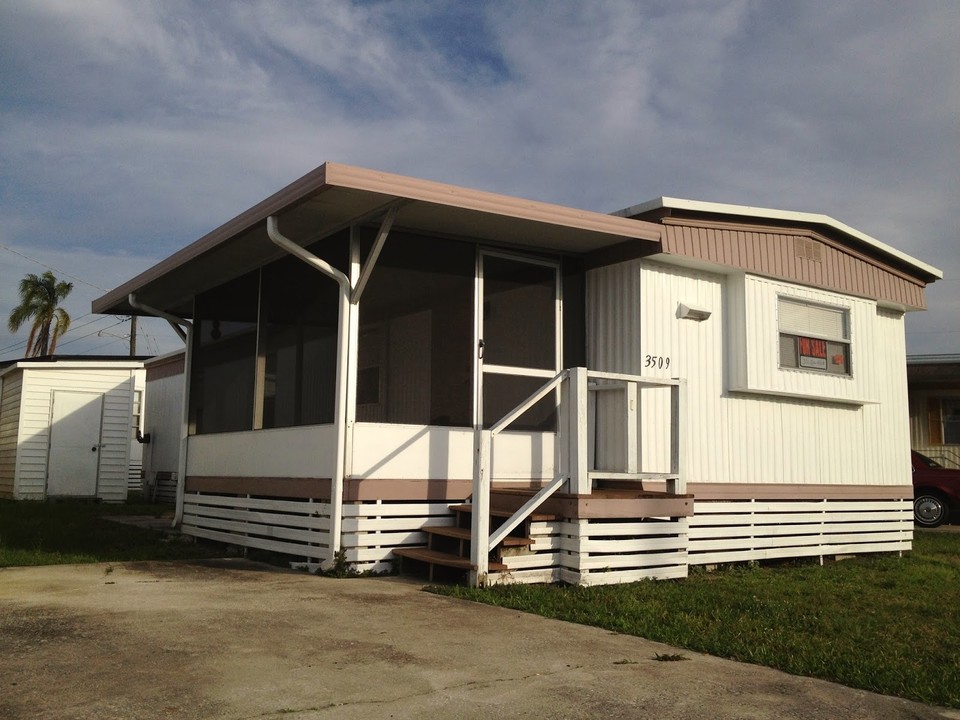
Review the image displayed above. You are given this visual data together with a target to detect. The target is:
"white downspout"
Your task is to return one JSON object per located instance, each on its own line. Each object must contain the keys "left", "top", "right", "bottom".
{"left": 127, "top": 294, "right": 193, "bottom": 527}
{"left": 266, "top": 216, "right": 350, "bottom": 568}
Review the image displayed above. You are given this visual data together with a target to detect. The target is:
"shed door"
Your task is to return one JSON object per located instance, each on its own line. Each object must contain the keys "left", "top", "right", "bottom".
{"left": 47, "top": 391, "right": 103, "bottom": 497}
{"left": 476, "top": 252, "right": 561, "bottom": 431}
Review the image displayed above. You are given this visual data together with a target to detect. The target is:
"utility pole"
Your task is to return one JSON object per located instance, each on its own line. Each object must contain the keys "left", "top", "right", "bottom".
{"left": 129, "top": 315, "right": 137, "bottom": 356}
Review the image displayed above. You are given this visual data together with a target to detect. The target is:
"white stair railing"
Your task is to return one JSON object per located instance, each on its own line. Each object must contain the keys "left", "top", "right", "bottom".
{"left": 469, "top": 367, "right": 685, "bottom": 587}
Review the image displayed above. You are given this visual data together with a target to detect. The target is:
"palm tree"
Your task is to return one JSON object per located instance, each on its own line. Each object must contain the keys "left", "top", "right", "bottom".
{"left": 8, "top": 271, "right": 74, "bottom": 357}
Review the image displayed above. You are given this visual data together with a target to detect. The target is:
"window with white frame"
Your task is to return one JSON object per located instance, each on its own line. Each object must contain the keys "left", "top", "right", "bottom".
{"left": 778, "top": 297, "right": 851, "bottom": 376}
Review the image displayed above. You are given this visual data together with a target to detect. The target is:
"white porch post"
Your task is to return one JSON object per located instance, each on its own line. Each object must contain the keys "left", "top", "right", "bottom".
{"left": 569, "top": 367, "right": 590, "bottom": 494}
{"left": 625, "top": 380, "right": 639, "bottom": 475}
{"left": 470, "top": 428, "right": 491, "bottom": 586}
{"left": 669, "top": 379, "right": 686, "bottom": 496}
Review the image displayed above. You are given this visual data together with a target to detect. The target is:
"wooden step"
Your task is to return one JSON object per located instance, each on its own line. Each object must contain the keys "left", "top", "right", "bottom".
{"left": 392, "top": 547, "right": 507, "bottom": 572}
{"left": 425, "top": 525, "right": 532, "bottom": 547}
{"left": 449, "top": 504, "right": 559, "bottom": 522}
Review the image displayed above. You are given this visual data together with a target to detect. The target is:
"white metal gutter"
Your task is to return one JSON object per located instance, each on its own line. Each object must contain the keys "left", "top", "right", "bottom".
{"left": 128, "top": 293, "right": 193, "bottom": 527}
{"left": 266, "top": 216, "right": 350, "bottom": 569}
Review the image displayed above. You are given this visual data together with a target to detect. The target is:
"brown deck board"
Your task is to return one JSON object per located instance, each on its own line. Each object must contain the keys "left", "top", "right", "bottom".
{"left": 425, "top": 525, "right": 531, "bottom": 546}
{"left": 449, "top": 504, "right": 559, "bottom": 521}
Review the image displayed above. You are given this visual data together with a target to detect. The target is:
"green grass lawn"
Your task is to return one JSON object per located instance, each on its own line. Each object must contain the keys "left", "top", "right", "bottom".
{"left": 432, "top": 531, "right": 960, "bottom": 709}
{"left": 0, "top": 498, "right": 222, "bottom": 567}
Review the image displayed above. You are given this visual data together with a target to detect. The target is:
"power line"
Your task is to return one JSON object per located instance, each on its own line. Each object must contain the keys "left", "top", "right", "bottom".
{"left": 0, "top": 242, "right": 110, "bottom": 292}
{"left": 55, "top": 319, "right": 128, "bottom": 349}
{"left": 0, "top": 314, "right": 121, "bottom": 355}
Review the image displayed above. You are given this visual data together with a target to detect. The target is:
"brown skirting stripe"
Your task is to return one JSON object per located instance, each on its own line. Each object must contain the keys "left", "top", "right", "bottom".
{"left": 184, "top": 477, "right": 913, "bottom": 503}
{"left": 186, "top": 476, "right": 331, "bottom": 500}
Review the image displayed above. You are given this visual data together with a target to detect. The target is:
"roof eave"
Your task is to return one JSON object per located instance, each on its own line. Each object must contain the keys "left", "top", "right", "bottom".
{"left": 94, "top": 162, "right": 663, "bottom": 316}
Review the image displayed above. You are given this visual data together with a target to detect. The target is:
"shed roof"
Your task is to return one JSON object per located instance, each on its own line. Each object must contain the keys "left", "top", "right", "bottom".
{"left": 0, "top": 355, "right": 147, "bottom": 379}
{"left": 93, "top": 162, "right": 663, "bottom": 317}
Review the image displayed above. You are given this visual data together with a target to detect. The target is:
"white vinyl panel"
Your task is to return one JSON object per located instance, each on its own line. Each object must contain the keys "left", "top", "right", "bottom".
{"left": 640, "top": 262, "right": 726, "bottom": 481}
{"left": 16, "top": 371, "right": 61, "bottom": 497}
{"left": 865, "top": 308, "right": 912, "bottom": 484}
{"left": 188, "top": 424, "right": 337, "bottom": 478}
{"left": 0, "top": 372, "right": 23, "bottom": 498}
{"left": 725, "top": 395, "right": 778, "bottom": 485}
{"left": 99, "top": 379, "right": 135, "bottom": 501}
{"left": 143, "top": 371, "right": 185, "bottom": 480}
{"left": 587, "top": 260, "right": 643, "bottom": 470}
{"left": 350, "top": 422, "right": 555, "bottom": 481}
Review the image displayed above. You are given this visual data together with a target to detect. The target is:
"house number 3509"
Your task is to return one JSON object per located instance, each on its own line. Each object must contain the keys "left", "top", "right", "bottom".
{"left": 644, "top": 355, "right": 671, "bottom": 370}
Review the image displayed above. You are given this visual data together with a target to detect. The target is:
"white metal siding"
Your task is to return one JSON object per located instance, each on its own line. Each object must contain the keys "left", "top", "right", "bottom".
{"left": 143, "top": 370, "right": 185, "bottom": 486}
{"left": 587, "top": 260, "right": 913, "bottom": 488}
{"left": 0, "top": 372, "right": 23, "bottom": 498}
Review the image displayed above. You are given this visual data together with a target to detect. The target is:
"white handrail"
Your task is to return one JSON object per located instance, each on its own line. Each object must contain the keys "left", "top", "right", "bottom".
{"left": 489, "top": 369, "right": 569, "bottom": 435}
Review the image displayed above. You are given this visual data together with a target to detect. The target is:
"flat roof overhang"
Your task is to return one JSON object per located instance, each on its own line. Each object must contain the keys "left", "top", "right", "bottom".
{"left": 94, "top": 162, "right": 663, "bottom": 317}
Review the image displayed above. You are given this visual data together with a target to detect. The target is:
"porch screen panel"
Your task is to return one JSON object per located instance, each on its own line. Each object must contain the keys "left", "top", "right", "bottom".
{"left": 483, "top": 374, "right": 557, "bottom": 432}
{"left": 482, "top": 256, "right": 556, "bottom": 370}
{"left": 357, "top": 231, "right": 473, "bottom": 427}
{"left": 259, "top": 236, "right": 344, "bottom": 428}
{"left": 190, "top": 271, "right": 259, "bottom": 434}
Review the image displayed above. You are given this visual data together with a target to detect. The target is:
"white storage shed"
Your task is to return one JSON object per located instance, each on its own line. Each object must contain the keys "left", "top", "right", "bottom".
{"left": 0, "top": 357, "right": 146, "bottom": 502}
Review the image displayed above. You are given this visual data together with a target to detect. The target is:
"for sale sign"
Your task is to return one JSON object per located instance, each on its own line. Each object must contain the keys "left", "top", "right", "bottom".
{"left": 798, "top": 336, "right": 827, "bottom": 370}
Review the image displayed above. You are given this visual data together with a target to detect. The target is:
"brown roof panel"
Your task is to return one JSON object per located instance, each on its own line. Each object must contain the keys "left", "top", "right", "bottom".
{"left": 93, "top": 162, "right": 663, "bottom": 317}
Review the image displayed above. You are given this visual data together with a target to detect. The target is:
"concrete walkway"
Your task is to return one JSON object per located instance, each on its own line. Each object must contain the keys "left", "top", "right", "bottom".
{"left": 0, "top": 560, "right": 955, "bottom": 720}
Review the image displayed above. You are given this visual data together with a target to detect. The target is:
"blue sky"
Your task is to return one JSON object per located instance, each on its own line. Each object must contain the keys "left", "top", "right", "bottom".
{"left": 1, "top": 0, "right": 957, "bottom": 359}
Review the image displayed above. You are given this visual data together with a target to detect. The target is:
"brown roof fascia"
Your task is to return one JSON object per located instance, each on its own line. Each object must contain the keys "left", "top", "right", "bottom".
{"left": 323, "top": 163, "right": 663, "bottom": 242}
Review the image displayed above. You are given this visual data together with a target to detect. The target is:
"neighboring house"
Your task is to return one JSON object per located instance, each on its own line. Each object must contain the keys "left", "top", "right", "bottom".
{"left": 907, "top": 354, "right": 960, "bottom": 468}
{"left": 92, "top": 163, "right": 941, "bottom": 586}
{"left": 141, "top": 350, "right": 186, "bottom": 503}
{"left": 0, "top": 356, "right": 147, "bottom": 502}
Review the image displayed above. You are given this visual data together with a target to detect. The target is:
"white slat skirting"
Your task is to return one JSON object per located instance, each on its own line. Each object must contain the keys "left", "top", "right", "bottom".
{"left": 687, "top": 498, "right": 912, "bottom": 566}
{"left": 181, "top": 492, "right": 331, "bottom": 562}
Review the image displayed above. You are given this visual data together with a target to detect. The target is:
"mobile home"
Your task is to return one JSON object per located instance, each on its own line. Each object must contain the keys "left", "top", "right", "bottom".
{"left": 92, "top": 163, "right": 941, "bottom": 585}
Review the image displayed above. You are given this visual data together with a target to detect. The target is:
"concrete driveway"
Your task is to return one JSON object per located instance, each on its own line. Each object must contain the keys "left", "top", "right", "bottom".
{"left": 0, "top": 560, "right": 955, "bottom": 720}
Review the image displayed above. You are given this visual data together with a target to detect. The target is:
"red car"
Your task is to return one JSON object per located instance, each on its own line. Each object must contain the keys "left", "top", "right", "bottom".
{"left": 912, "top": 451, "right": 960, "bottom": 527}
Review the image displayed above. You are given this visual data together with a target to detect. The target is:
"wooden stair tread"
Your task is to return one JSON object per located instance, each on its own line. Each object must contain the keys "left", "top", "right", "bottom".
{"left": 424, "top": 525, "right": 531, "bottom": 546}
{"left": 392, "top": 547, "right": 507, "bottom": 572}
{"left": 449, "top": 504, "right": 559, "bottom": 521}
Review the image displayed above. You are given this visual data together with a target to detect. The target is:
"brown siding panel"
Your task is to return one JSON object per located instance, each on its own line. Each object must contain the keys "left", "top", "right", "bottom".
{"left": 657, "top": 220, "right": 927, "bottom": 309}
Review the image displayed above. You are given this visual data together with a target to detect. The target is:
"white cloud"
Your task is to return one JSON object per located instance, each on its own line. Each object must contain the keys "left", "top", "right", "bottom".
{"left": 0, "top": 0, "right": 956, "bottom": 356}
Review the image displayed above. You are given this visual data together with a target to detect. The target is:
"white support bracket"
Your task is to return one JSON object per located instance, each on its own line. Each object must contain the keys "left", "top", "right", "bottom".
{"left": 350, "top": 203, "right": 400, "bottom": 305}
